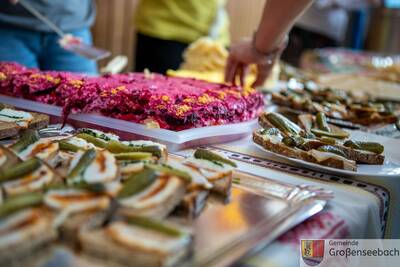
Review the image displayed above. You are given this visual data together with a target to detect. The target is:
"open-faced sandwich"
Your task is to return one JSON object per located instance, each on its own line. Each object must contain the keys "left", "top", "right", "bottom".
{"left": 253, "top": 112, "right": 385, "bottom": 171}
{"left": 0, "top": 103, "right": 49, "bottom": 140}
{"left": 270, "top": 85, "right": 398, "bottom": 126}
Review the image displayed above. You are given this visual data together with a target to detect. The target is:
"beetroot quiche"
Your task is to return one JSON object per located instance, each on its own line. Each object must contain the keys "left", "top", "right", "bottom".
{"left": 0, "top": 62, "right": 264, "bottom": 131}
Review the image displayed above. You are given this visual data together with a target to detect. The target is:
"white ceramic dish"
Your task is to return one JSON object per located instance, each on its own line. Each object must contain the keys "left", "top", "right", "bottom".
{"left": 255, "top": 130, "right": 400, "bottom": 178}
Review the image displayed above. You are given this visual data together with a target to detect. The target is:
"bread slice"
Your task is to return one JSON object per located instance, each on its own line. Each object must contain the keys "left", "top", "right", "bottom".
{"left": 253, "top": 130, "right": 357, "bottom": 171}
{"left": 176, "top": 189, "right": 209, "bottom": 219}
{"left": 0, "top": 208, "right": 56, "bottom": 266}
{"left": 79, "top": 221, "right": 192, "bottom": 267}
{"left": 0, "top": 111, "right": 49, "bottom": 140}
{"left": 29, "top": 113, "right": 50, "bottom": 130}
{"left": 182, "top": 157, "right": 233, "bottom": 197}
{"left": 119, "top": 176, "right": 186, "bottom": 219}
{"left": 0, "top": 122, "right": 19, "bottom": 140}
{"left": 336, "top": 146, "right": 384, "bottom": 165}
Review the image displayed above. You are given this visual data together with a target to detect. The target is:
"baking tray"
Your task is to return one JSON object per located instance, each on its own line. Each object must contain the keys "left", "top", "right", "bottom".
{"left": 0, "top": 94, "right": 258, "bottom": 151}
{"left": 39, "top": 171, "right": 329, "bottom": 267}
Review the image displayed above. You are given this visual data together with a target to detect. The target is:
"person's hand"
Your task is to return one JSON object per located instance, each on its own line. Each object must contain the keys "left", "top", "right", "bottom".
{"left": 225, "top": 37, "right": 285, "bottom": 88}
{"left": 9, "top": 0, "right": 19, "bottom": 4}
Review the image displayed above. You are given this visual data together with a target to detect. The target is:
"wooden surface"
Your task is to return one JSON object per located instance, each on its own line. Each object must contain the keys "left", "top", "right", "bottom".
{"left": 92, "top": 0, "right": 265, "bottom": 71}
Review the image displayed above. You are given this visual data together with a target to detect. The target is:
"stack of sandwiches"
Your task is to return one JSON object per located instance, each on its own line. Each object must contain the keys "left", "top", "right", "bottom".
{"left": 0, "top": 126, "right": 236, "bottom": 267}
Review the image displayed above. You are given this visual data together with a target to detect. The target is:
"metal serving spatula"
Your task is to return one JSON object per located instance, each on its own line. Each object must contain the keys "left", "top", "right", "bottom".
{"left": 18, "top": 0, "right": 110, "bottom": 61}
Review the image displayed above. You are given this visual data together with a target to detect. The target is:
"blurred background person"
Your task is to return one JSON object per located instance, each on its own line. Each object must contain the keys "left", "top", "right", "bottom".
{"left": 282, "top": 0, "right": 380, "bottom": 66}
{"left": 134, "top": 0, "right": 229, "bottom": 73}
{"left": 225, "top": 0, "right": 314, "bottom": 87}
{"left": 0, "top": 0, "right": 97, "bottom": 74}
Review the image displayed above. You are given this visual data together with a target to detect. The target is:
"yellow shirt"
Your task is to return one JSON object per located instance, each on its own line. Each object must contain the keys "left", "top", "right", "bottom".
{"left": 135, "top": 0, "right": 229, "bottom": 45}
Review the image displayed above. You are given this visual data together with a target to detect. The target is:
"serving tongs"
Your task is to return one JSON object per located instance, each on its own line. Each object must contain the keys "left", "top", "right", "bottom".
{"left": 18, "top": 0, "right": 110, "bottom": 61}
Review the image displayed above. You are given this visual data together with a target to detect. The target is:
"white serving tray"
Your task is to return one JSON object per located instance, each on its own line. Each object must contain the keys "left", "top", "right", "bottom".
{"left": 0, "top": 94, "right": 257, "bottom": 151}
{"left": 255, "top": 130, "right": 400, "bottom": 178}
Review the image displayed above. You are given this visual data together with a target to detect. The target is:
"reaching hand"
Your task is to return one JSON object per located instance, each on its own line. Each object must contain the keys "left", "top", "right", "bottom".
{"left": 10, "top": 0, "right": 19, "bottom": 4}
{"left": 225, "top": 37, "right": 286, "bottom": 88}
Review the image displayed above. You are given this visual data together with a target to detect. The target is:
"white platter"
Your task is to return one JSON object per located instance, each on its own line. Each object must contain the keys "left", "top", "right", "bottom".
{"left": 255, "top": 130, "right": 400, "bottom": 178}
{"left": 0, "top": 94, "right": 258, "bottom": 151}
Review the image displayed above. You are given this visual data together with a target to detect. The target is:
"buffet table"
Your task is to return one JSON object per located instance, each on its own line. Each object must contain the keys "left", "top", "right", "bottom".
{"left": 178, "top": 135, "right": 392, "bottom": 267}
{"left": 0, "top": 59, "right": 398, "bottom": 267}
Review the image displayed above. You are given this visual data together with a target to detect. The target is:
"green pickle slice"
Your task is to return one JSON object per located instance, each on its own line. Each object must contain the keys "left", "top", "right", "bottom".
{"left": 115, "top": 152, "right": 152, "bottom": 161}
{"left": 76, "top": 133, "right": 107, "bottom": 148}
{"left": 0, "top": 192, "right": 43, "bottom": 219}
{"left": 194, "top": 148, "right": 237, "bottom": 167}
{"left": 311, "top": 128, "right": 349, "bottom": 139}
{"left": 316, "top": 112, "right": 331, "bottom": 132}
{"left": 10, "top": 129, "right": 40, "bottom": 152}
{"left": 265, "top": 112, "right": 301, "bottom": 135}
{"left": 67, "top": 148, "right": 97, "bottom": 180}
{"left": 58, "top": 140, "right": 81, "bottom": 152}
{"left": 317, "top": 145, "right": 347, "bottom": 158}
{"left": 0, "top": 158, "right": 42, "bottom": 182}
{"left": 107, "top": 140, "right": 162, "bottom": 158}
{"left": 118, "top": 168, "right": 157, "bottom": 198}
{"left": 126, "top": 215, "right": 183, "bottom": 237}
{"left": 145, "top": 163, "right": 191, "bottom": 182}
{"left": 344, "top": 140, "right": 384, "bottom": 154}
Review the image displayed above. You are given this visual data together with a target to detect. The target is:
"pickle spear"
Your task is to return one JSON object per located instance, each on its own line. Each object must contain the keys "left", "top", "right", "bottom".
{"left": 343, "top": 140, "right": 384, "bottom": 154}
{"left": 0, "top": 158, "right": 41, "bottom": 183}
{"left": 76, "top": 133, "right": 107, "bottom": 148}
{"left": 78, "top": 128, "right": 119, "bottom": 141}
{"left": 316, "top": 112, "right": 331, "bottom": 132}
{"left": 317, "top": 145, "right": 347, "bottom": 158}
{"left": 67, "top": 148, "right": 97, "bottom": 180}
{"left": 282, "top": 136, "right": 305, "bottom": 148}
{"left": 58, "top": 141, "right": 81, "bottom": 152}
{"left": 311, "top": 128, "right": 349, "bottom": 139}
{"left": 10, "top": 129, "right": 39, "bottom": 152}
{"left": 0, "top": 192, "right": 43, "bottom": 219}
{"left": 319, "top": 137, "right": 337, "bottom": 145}
{"left": 126, "top": 215, "right": 183, "bottom": 237}
{"left": 265, "top": 112, "right": 301, "bottom": 135}
{"left": 45, "top": 181, "right": 106, "bottom": 193}
{"left": 115, "top": 152, "right": 152, "bottom": 161}
{"left": 107, "top": 140, "right": 162, "bottom": 158}
{"left": 118, "top": 168, "right": 157, "bottom": 199}
{"left": 194, "top": 149, "right": 237, "bottom": 167}
{"left": 145, "top": 163, "right": 191, "bottom": 182}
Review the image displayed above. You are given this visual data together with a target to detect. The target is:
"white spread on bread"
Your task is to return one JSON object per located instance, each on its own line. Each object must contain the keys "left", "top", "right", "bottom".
{"left": 120, "top": 176, "right": 183, "bottom": 210}
{"left": 166, "top": 159, "right": 212, "bottom": 189}
{"left": 3, "top": 164, "right": 54, "bottom": 196}
{"left": 260, "top": 131, "right": 283, "bottom": 144}
{"left": 66, "top": 137, "right": 96, "bottom": 150}
{"left": 0, "top": 209, "right": 49, "bottom": 249}
{"left": 44, "top": 189, "right": 109, "bottom": 211}
{"left": 106, "top": 221, "right": 189, "bottom": 255}
{"left": 120, "top": 162, "right": 145, "bottom": 176}
{"left": 308, "top": 149, "right": 356, "bottom": 170}
{"left": 18, "top": 139, "right": 59, "bottom": 161}
{"left": 0, "top": 108, "right": 33, "bottom": 128}
{"left": 69, "top": 150, "right": 118, "bottom": 184}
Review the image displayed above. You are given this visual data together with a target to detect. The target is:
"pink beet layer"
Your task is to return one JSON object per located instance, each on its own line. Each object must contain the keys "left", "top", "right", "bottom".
{"left": 0, "top": 62, "right": 264, "bottom": 131}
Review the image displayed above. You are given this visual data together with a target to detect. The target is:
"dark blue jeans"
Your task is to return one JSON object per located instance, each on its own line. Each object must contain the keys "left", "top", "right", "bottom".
{"left": 0, "top": 25, "right": 97, "bottom": 75}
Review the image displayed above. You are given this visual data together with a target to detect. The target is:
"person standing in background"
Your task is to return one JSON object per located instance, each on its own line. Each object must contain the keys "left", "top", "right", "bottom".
{"left": 0, "top": 0, "right": 97, "bottom": 74}
{"left": 282, "top": 0, "right": 380, "bottom": 66}
{"left": 134, "top": 0, "right": 229, "bottom": 74}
